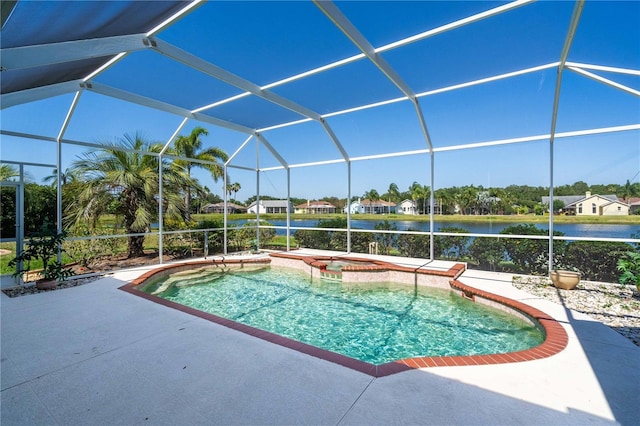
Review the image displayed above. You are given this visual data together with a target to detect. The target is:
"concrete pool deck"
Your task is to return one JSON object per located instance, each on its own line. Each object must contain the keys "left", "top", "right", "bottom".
{"left": 2, "top": 250, "right": 639, "bottom": 425}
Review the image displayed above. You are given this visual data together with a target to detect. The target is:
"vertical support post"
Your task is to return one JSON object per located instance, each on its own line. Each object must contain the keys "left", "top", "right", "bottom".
{"left": 548, "top": 0, "right": 584, "bottom": 272}
{"left": 158, "top": 117, "right": 187, "bottom": 264}
{"left": 286, "top": 167, "right": 291, "bottom": 251}
{"left": 549, "top": 137, "right": 554, "bottom": 271}
{"left": 204, "top": 230, "right": 209, "bottom": 258}
{"left": 223, "top": 165, "right": 228, "bottom": 255}
{"left": 17, "top": 165, "right": 25, "bottom": 284}
{"left": 55, "top": 90, "right": 81, "bottom": 263}
{"left": 158, "top": 154, "right": 164, "bottom": 264}
{"left": 255, "top": 140, "right": 260, "bottom": 250}
{"left": 429, "top": 152, "right": 435, "bottom": 261}
{"left": 56, "top": 138, "right": 62, "bottom": 263}
{"left": 346, "top": 161, "right": 352, "bottom": 253}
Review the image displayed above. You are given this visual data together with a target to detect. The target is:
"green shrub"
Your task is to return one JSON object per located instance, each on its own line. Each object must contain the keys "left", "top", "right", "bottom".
{"left": 343, "top": 230, "right": 373, "bottom": 253}
{"left": 65, "top": 225, "right": 125, "bottom": 267}
{"left": 469, "top": 236, "right": 505, "bottom": 271}
{"left": 564, "top": 241, "right": 633, "bottom": 282}
{"left": 397, "top": 229, "right": 430, "bottom": 258}
{"left": 190, "top": 220, "right": 225, "bottom": 254}
{"left": 227, "top": 221, "right": 275, "bottom": 252}
{"left": 374, "top": 221, "right": 398, "bottom": 255}
{"left": 435, "top": 226, "right": 470, "bottom": 260}
{"left": 294, "top": 218, "right": 346, "bottom": 250}
{"left": 617, "top": 251, "right": 640, "bottom": 291}
{"left": 500, "top": 224, "right": 565, "bottom": 275}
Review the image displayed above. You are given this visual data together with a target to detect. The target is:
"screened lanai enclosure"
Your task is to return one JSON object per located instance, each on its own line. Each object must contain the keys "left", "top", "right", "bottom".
{"left": 1, "top": 0, "right": 639, "bottom": 283}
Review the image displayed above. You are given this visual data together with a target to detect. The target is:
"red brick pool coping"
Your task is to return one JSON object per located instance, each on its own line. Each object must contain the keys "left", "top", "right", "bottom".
{"left": 119, "top": 256, "right": 568, "bottom": 378}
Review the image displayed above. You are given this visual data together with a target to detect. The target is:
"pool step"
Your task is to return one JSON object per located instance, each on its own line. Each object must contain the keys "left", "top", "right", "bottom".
{"left": 320, "top": 271, "right": 342, "bottom": 282}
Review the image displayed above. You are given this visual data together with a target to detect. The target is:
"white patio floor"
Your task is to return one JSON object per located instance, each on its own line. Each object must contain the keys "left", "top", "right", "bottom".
{"left": 2, "top": 252, "right": 639, "bottom": 425}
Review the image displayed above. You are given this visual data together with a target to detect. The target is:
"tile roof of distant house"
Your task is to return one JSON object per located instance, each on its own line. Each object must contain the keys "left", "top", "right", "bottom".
{"left": 294, "top": 201, "right": 336, "bottom": 208}
{"left": 248, "top": 200, "right": 291, "bottom": 208}
{"left": 541, "top": 194, "right": 618, "bottom": 206}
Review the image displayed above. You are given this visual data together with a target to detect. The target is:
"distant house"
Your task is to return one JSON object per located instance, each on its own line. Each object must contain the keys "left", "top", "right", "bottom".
{"left": 344, "top": 198, "right": 395, "bottom": 214}
{"left": 627, "top": 197, "right": 640, "bottom": 215}
{"left": 294, "top": 200, "right": 337, "bottom": 214}
{"left": 542, "top": 191, "right": 629, "bottom": 216}
{"left": 247, "top": 200, "right": 293, "bottom": 214}
{"left": 201, "top": 202, "right": 246, "bottom": 214}
{"left": 396, "top": 199, "right": 418, "bottom": 215}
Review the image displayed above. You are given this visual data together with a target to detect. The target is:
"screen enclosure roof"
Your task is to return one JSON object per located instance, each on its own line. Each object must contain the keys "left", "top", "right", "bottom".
{"left": 1, "top": 0, "right": 639, "bottom": 172}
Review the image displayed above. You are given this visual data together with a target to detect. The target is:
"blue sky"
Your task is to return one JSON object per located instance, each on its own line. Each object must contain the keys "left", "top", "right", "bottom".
{"left": 1, "top": 0, "right": 639, "bottom": 203}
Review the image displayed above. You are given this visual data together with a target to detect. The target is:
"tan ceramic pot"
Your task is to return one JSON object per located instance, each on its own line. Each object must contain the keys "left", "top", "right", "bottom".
{"left": 549, "top": 270, "right": 581, "bottom": 290}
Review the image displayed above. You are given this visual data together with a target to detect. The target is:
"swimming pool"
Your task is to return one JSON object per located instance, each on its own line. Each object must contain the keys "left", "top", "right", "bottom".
{"left": 138, "top": 264, "right": 544, "bottom": 366}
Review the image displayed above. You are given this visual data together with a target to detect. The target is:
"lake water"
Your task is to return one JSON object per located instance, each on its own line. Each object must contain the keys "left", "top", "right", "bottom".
{"left": 233, "top": 218, "right": 638, "bottom": 239}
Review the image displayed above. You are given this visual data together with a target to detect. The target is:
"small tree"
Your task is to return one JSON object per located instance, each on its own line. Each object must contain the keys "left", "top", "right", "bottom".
{"left": 617, "top": 251, "right": 640, "bottom": 292}
{"left": 553, "top": 199, "right": 565, "bottom": 214}
{"left": 9, "top": 223, "right": 74, "bottom": 283}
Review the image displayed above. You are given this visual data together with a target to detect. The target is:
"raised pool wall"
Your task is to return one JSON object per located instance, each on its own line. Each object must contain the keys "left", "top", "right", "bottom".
{"left": 268, "top": 252, "right": 465, "bottom": 289}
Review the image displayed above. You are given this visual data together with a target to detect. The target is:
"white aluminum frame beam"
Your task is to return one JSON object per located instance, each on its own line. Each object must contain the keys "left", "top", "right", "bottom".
{"left": 227, "top": 164, "right": 257, "bottom": 172}
{"left": 151, "top": 38, "right": 321, "bottom": 121}
{"left": 3, "top": 123, "right": 637, "bottom": 169}
{"left": 209, "top": 0, "right": 533, "bottom": 109}
{"left": 85, "top": 81, "right": 255, "bottom": 134}
{"left": 146, "top": 0, "right": 204, "bottom": 37}
{"left": 0, "top": 34, "right": 148, "bottom": 71}
{"left": 315, "top": 0, "right": 436, "bottom": 257}
{"left": 566, "top": 66, "right": 640, "bottom": 97}
{"left": 256, "top": 62, "right": 560, "bottom": 138}
{"left": 158, "top": 118, "right": 189, "bottom": 264}
{"left": 548, "top": 0, "right": 585, "bottom": 272}
{"left": 564, "top": 62, "right": 640, "bottom": 76}
{"left": 226, "top": 135, "right": 255, "bottom": 167}
{"left": 151, "top": 38, "right": 350, "bottom": 162}
{"left": 319, "top": 1, "right": 436, "bottom": 153}
{"left": 1, "top": 79, "right": 83, "bottom": 109}
{"left": 54, "top": 91, "right": 82, "bottom": 247}
{"left": 254, "top": 133, "right": 289, "bottom": 169}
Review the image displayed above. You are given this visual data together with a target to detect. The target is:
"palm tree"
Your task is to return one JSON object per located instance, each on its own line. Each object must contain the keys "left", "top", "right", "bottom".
{"left": 421, "top": 184, "right": 430, "bottom": 215}
{"left": 172, "top": 127, "right": 229, "bottom": 221}
{"left": 363, "top": 189, "right": 380, "bottom": 214}
{"left": 620, "top": 179, "right": 638, "bottom": 202}
{"left": 457, "top": 185, "right": 478, "bottom": 215}
{"left": 67, "top": 132, "right": 194, "bottom": 258}
{"left": 387, "top": 182, "right": 400, "bottom": 214}
{"left": 434, "top": 188, "right": 454, "bottom": 215}
{"left": 0, "top": 164, "right": 18, "bottom": 181}
{"left": 226, "top": 182, "right": 241, "bottom": 201}
{"left": 43, "top": 168, "right": 76, "bottom": 186}
{"left": 409, "top": 182, "right": 424, "bottom": 214}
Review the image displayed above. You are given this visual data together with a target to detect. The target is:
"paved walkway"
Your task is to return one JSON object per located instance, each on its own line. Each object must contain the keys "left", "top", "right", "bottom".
{"left": 2, "top": 254, "right": 639, "bottom": 425}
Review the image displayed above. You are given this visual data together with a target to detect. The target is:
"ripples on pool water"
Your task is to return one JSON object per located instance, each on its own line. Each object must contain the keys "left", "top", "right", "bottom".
{"left": 143, "top": 267, "right": 543, "bottom": 365}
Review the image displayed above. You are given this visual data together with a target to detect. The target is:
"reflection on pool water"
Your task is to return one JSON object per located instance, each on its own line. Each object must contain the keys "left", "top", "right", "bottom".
{"left": 141, "top": 267, "right": 544, "bottom": 365}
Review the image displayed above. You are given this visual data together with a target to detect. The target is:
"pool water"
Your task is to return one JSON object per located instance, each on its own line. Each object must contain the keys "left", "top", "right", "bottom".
{"left": 143, "top": 267, "right": 543, "bottom": 365}
{"left": 324, "top": 260, "right": 373, "bottom": 271}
